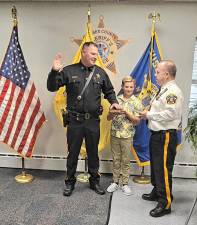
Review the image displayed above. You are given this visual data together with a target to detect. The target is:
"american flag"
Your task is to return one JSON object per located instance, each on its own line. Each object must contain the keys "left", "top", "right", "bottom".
{"left": 0, "top": 25, "right": 46, "bottom": 157}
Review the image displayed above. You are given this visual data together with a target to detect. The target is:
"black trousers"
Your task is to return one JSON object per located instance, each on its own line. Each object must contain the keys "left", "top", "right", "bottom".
{"left": 65, "top": 116, "right": 100, "bottom": 185}
{"left": 149, "top": 130, "right": 177, "bottom": 209}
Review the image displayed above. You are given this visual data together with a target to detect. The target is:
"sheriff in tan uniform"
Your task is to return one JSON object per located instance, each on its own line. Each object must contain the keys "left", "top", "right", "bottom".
{"left": 140, "top": 60, "right": 183, "bottom": 217}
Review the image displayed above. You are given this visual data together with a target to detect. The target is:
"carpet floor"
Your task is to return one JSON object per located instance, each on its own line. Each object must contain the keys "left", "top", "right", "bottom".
{"left": 0, "top": 168, "right": 111, "bottom": 225}
{"left": 1, "top": 168, "right": 196, "bottom": 225}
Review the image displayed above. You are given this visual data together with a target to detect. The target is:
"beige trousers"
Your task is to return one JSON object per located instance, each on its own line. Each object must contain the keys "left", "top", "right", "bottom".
{"left": 111, "top": 135, "right": 132, "bottom": 185}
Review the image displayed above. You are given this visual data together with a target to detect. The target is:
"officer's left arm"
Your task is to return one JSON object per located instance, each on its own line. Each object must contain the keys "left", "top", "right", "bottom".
{"left": 102, "top": 72, "right": 118, "bottom": 104}
{"left": 147, "top": 93, "right": 182, "bottom": 121}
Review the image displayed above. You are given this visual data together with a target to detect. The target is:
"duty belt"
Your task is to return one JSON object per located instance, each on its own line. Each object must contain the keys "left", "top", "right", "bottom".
{"left": 68, "top": 111, "right": 98, "bottom": 120}
{"left": 150, "top": 129, "right": 177, "bottom": 134}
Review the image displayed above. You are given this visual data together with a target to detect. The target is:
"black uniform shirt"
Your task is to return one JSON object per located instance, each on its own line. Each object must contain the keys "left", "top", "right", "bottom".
{"left": 47, "top": 62, "right": 118, "bottom": 114}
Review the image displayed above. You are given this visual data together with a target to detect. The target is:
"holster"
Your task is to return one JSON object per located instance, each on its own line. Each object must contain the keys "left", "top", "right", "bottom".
{"left": 62, "top": 109, "right": 70, "bottom": 127}
{"left": 99, "top": 106, "right": 103, "bottom": 115}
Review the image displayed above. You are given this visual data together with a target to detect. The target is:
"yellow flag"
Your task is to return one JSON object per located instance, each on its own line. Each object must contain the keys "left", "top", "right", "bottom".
{"left": 54, "top": 21, "right": 111, "bottom": 158}
{"left": 72, "top": 21, "right": 104, "bottom": 67}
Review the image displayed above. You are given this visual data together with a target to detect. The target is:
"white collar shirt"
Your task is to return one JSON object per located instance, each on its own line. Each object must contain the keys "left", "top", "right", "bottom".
{"left": 146, "top": 80, "right": 183, "bottom": 131}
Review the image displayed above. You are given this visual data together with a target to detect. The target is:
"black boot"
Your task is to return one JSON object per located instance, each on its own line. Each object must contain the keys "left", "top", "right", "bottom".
{"left": 142, "top": 193, "right": 158, "bottom": 201}
{"left": 89, "top": 182, "right": 105, "bottom": 195}
{"left": 89, "top": 176, "right": 105, "bottom": 195}
{"left": 142, "top": 188, "right": 158, "bottom": 201}
{"left": 63, "top": 183, "right": 74, "bottom": 196}
{"left": 63, "top": 177, "right": 76, "bottom": 197}
{"left": 150, "top": 204, "right": 171, "bottom": 217}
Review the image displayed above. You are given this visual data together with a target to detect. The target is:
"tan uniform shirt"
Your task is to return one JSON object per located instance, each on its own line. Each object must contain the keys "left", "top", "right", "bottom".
{"left": 147, "top": 80, "right": 183, "bottom": 131}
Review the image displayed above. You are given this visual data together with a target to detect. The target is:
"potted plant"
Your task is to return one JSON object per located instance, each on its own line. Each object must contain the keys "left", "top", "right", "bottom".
{"left": 184, "top": 102, "right": 197, "bottom": 224}
{"left": 184, "top": 103, "right": 197, "bottom": 153}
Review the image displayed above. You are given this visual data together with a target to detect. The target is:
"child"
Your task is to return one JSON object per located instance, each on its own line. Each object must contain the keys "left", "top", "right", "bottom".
{"left": 107, "top": 76, "right": 143, "bottom": 195}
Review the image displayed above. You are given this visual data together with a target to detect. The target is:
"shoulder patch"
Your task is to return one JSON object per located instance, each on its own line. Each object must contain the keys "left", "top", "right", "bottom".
{"left": 166, "top": 94, "right": 177, "bottom": 104}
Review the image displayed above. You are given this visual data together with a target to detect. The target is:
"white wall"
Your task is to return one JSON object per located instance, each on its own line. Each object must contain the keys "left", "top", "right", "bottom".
{"left": 0, "top": 1, "right": 196, "bottom": 177}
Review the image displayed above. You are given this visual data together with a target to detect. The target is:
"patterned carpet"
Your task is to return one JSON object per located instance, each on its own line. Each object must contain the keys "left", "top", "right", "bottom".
{"left": 1, "top": 168, "right": 196, "bottom": 225}
{"left": 0, "top": 168, "right": 111, "bottom": 225}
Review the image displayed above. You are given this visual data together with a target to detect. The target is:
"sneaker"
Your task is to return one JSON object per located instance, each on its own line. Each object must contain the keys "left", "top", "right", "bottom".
{"left": 107, "top": 183, "right": 119, "bottom": 193}
{"left": 122, "top": 185, "right": 133, "bottom": 196}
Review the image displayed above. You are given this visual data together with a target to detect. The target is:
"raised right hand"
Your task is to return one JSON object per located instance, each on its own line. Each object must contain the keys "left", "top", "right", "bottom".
{"left": 52, "top": 53, "right": 64, "bottom": 71}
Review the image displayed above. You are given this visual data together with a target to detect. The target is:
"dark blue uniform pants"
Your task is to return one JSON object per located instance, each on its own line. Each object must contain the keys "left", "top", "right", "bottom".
{"left": 150, "top": 130, "right": 177, "bottom": 209}
{"left": 65, "top": 116, "right": 100, "bottom": 185}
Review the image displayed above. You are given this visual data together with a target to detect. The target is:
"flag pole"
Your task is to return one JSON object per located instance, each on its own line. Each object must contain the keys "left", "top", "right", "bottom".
{"left": 11, "top": 5, "right": 18, "bottom": 27}
{"left": 148, "top": 11, "right": 160, "bottom": 82}
{"left": 15, "top": 157, "right": 34, "bottom": 183}
{"left": 88, "top": 3, "right": 91, "bottom": 24}
{"left": 133, "top": 166, "right": 150, "bottom": 184}
{"left": 76, "top": 5, "right": 92, "bottom": 183}
{"left": 10, "top": 6, "right": 33, "bottom": 183}
{"left": 133, "top": 12, "right": 160, "bottom": 185}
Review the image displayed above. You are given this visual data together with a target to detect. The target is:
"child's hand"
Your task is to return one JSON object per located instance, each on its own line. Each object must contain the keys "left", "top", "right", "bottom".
{"left": 139, "top": 110, "right": 148, "bottom": 119}
{"left": 109, "top": 109, "right": 125, "bottom": 115}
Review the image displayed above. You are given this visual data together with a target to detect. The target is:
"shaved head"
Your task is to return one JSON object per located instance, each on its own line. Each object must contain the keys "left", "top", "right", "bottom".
{"left": 159, "top": 60, "right": 177, "bottom": 78}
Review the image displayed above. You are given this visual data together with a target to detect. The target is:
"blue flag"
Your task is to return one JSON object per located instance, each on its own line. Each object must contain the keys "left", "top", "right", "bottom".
{"left": 130, "top": 32, "right": 163, "bottom": 166}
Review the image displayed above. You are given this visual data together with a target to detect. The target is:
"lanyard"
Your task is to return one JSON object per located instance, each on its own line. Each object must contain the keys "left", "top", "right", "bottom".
{"left": 77, "top": 66, "right": 95, "bottom": 101}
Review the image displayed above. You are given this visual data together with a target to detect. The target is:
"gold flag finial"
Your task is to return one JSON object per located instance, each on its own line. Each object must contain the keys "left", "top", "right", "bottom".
{"left": 147, "top": 11, "right": 160, "bottom": 83}
{"left": 12, "top": 5, "right": 18, "bottom": 26}
{"left": 88, "top": 4, "right": 91, "bottom": 23}
{"left": 148, "top": 11, "right": 160, "bottom": 22}
{"left": 148, "top": 11, "right": 160, "bottom": 33}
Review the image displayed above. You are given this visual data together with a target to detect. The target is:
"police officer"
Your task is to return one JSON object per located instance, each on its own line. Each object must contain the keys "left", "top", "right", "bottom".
{"left": 140, "top": 60, "right": 183, "bottom": 217}
{"left": 47, "top": 42, "right": 121, "bottom": 197}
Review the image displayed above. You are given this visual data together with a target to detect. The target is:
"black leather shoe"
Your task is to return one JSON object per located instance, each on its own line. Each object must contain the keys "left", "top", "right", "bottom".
{"left": 150, "top": 205, "right": 171, "bottom": 217}
{"left": 63, "top": 184, "right": 74, "bottom": 197}
{"left": 90, "top": 183, "right": 105, "bottom": 195}
{"left": 142, "top": 193, "right": 158, "bottom": 201}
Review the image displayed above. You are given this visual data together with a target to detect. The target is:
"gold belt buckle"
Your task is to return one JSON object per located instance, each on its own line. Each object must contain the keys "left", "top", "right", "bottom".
{"left": 85, "top": 113, "right": 90, "bottom": 119}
